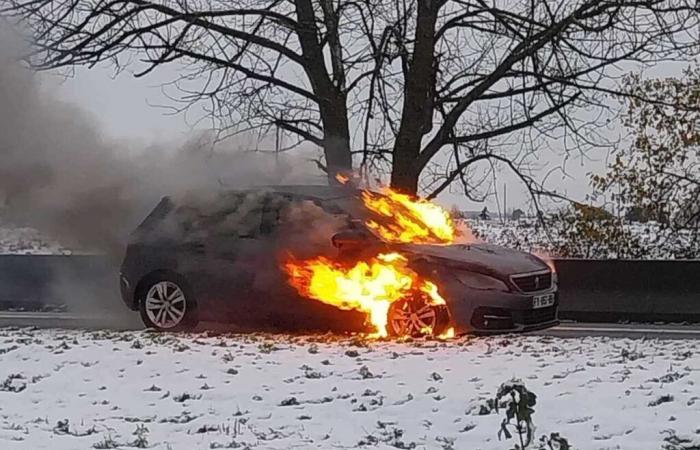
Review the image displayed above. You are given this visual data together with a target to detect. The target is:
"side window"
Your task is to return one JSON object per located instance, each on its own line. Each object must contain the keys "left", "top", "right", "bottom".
{"left": 215, "top": 192, "right": 264, "bottom": 238}
{"left": 185, "top": 192, "right": 265, "bottom": 240}
{"left": 262, "top": 196, "right": 353, "bottom": 238}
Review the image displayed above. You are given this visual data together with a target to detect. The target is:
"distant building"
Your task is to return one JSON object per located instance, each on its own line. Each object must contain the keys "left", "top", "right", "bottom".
{"left": 478, "top": 207, "right": 490, "bottom": 220}
{"left": 459, "top": 210, "right": 484, "bottom": 220}
{"left": 511, "top": 208, "right": 524, "bottom": 221}
{"left": 449, "top": 205, "right": 465, "bottom": 220}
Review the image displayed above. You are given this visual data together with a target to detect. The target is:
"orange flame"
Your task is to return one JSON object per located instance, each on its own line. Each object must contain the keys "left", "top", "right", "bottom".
{"left": 438, "top": 327, "right": 456, "bottom": 340}
{"left": 335, "top": 173, "right": 350, "bottom": 185}
{"left": 284, "top": 252, "right": 446, "bottom": 337}
{"left": 361, "top": 189, "right": 455, "bottom": 244}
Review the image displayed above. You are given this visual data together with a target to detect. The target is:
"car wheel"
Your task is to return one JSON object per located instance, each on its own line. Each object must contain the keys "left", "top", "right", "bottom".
{"left": 387, "top": 294, "right": 450, "bottom": 337}
{"left": 138, "top": 274, "right": 198, "bottom": 331}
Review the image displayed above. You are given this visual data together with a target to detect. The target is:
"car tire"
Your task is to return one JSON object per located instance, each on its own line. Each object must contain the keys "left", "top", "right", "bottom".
{"left": 137, "top": 273, "right": 198, "bottom": 331}
{"left": 387, "top": 294, "right": 450, "bottom": 337}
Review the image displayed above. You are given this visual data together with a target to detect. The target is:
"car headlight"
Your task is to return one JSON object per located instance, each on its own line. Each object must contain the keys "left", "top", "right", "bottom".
{"left": 453, "top": 270, "right": 510, "bottom": 292}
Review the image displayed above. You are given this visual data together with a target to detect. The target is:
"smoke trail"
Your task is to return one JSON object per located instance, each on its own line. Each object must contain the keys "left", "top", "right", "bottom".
{"left": 0, "top": 24, "right": 324, "bottom": 258}
{"left": 0, "top": 24, "right": 361, "bottom": 329}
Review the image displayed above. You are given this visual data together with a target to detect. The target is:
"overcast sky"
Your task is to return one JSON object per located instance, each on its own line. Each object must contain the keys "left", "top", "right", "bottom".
{"left": 49, "top": 62, "right": 615, "bottom": 214}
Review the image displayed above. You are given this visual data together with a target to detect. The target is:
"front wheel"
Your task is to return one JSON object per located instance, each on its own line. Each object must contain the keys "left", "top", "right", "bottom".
{"left": 138, "top": 274, "right": 198, "bottom": 331}
{"left": 387, "top": 294, "right": 450, "bottom": 337}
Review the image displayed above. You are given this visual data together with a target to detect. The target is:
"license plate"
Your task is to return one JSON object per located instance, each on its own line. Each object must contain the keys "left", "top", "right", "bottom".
{"left": 532, "top": 293, "right": 555, "bottom": 309}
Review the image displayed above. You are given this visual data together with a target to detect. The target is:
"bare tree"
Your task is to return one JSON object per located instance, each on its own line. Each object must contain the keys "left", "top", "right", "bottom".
{"left": 4, "top": 0, "right": 699, "bottom": 200}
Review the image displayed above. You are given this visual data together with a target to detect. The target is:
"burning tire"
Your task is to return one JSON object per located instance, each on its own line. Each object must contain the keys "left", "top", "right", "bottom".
{"left": 137, "top": 273, "right": 198, "bottom": 331}
{"left": 387, "top": 294, "right": 450, "bottom": 337}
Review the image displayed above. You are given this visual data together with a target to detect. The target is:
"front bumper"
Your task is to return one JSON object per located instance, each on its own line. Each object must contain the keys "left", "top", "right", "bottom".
{"left": 445, "top": 285, "right": 559, "bottom": 334}
{"left": 469, "top": 304, "right": 559, "bottom": 335}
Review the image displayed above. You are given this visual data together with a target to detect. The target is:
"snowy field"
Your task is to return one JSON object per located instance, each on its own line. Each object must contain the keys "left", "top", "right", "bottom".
{"left": 0, "top": 221, "right": 71, "bottom": 255}
{"left": 466, "top": 218, "right": 699, "bottom": 260}
{"left": 0, "top": 328, "right": 698, "bottom": 449}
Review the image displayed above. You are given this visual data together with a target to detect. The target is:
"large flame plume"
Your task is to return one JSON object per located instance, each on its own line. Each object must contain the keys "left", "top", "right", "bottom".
{"left": 284, "top": 252, "right": 447, "bottom": 337}
{"left": 361, "top": 189, "right": 455, "bottom": 244}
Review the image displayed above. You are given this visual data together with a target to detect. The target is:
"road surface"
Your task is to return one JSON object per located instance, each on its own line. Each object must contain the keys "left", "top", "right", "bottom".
{"left": 1, "top": 311, "right": 700, "bottom": 339}
{"left": 530, "top": 321, "right": 700, "bottom": 340}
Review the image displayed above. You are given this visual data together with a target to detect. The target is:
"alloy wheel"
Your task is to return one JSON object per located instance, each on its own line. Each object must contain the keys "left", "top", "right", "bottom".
{"left": 389, "top": 297, "right": 439, "bottom": 336}
{"left": 145, "top": 281, "right": 187, "bottom": 329}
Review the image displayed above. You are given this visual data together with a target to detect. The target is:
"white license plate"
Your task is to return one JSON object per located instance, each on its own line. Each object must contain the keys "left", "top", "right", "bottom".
{"left": 532, "top": 293, "right": 555, "bottom": 309}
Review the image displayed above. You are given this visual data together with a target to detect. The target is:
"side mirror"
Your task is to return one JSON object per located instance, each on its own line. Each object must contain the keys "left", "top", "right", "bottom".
{"left": 331, "top": 229, "right": 370, "bottom": 249}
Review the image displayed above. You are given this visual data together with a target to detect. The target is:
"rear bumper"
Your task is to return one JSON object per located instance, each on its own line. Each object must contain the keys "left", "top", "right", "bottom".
{"left": 119, "top": 272, "right": 137, "bottom": 310}
{"left": 445, "top": 285, "right": 559, "bottom": 334}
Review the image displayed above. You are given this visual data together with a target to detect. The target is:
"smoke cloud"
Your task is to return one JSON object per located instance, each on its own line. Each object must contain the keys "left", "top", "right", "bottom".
{"left": 0, "top": 24, "right": 363, "bottom": 330}
{"left": 0, "top": 24, "right": 325, "bottom": 258}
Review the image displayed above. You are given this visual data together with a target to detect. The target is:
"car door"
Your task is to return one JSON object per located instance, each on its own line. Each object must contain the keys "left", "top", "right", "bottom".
{"left": 246, "top": 193, "right": 298, "bottom": 328}
{"left": 252, "top": 194, "right": 364, "bottom": 331}
{"left": 177, "top": 192, "right": 266, "bottom": 325}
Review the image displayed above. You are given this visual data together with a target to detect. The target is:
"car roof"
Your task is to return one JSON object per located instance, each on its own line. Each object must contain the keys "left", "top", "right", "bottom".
{"left": 164, "top": 185, "right": 365, "bottom": 216}
{"left": 243, "top": 184, "right": 360, "bottom": 200}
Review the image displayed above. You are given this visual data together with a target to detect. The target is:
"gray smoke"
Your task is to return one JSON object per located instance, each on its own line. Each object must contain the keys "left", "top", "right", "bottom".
{"left": 0, "top": 24, "right": 324, "bottom": 259}
{"left": 0, "top": 24, "right": 361, "bottom": 329}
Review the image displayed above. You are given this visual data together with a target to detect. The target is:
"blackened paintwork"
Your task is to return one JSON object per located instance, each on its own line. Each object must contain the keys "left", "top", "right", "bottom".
{"left": 119, "top": 186, "right": 558, "bottom": 333}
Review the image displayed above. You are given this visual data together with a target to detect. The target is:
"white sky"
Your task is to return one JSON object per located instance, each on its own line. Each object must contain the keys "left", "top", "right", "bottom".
{"left": 49, "top": 64, "right": 197, "bottom": 144}
{"left": 49, "top": 62, "right": 615, "bottom": 214}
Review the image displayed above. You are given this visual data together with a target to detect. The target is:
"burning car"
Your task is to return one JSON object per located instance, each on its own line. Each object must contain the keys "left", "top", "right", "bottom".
{"left": 119, "top": 185, "right": 558, "bottom": 336}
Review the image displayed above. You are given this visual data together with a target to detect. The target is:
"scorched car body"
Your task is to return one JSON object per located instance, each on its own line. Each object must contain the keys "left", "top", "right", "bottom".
{"left": 119, "top": 185, "right": 559, "bottom": 335}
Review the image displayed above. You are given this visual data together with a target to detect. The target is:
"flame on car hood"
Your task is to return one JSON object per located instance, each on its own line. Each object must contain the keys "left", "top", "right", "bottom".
{"left": 361, "top": 188, "right": 455, "bottom": 245}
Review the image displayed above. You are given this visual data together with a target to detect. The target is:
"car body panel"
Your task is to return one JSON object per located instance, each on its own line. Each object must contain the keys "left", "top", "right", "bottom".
{"left": 399, "top": 243, "right": 548, "bottom": 276}
{"left": 119, "top": 186, "right": 559, "bottom": 334}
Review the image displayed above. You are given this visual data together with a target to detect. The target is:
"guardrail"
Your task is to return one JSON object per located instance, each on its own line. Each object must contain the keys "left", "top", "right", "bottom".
{"left": 0, "top": 255, "right": 120, "bottom": 313}
{"left": 554, "top": 259, "right": 700, "bottom": 322}
{"left": 0, "top": 255, "right": 698, "bottom": 322}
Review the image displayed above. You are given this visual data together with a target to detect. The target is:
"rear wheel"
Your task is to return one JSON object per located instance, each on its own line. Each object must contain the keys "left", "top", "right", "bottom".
{"left": 138, "top": 274, "right": 198, "bottom": 331}
{"left": 387, "top": 294, "right": 450, "bottom": 337}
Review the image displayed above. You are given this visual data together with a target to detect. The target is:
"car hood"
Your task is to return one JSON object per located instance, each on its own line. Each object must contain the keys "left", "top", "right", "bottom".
{"left": 398, "top": 242, "right": 549, "bottom": 276}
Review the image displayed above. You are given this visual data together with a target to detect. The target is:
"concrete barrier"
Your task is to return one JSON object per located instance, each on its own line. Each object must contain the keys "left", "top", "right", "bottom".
{"left": 554, "top": 259, "right": 700, "bottom": 322}
{"left": 0, "top": 255, "right": 698, "bottom": 322}
{"left": 0, "top": 255, "right": 121, "bottom": 313}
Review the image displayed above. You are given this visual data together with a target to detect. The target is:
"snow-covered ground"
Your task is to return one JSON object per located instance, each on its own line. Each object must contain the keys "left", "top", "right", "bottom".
{"left": 467, "top": 218, "right": 699, "bottom": 259}
{"left": 0, "top": 220, "right": 71, "bottom": 255}
{"left": 1, "top": 328, "right": 698, "bottom": 449}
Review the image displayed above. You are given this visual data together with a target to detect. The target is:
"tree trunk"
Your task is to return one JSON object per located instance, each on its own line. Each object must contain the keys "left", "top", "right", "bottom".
{"left": 390, "top": 0, "right": 440, "bottom": 196}
{"left": 321, "top": 92, "right": 353, "bottom": 183}
{"left": 294, "top": 0, "right": 352, "bottom": 184}
{"left": 390, "top": 154, "right": 420, "bottom": 194}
